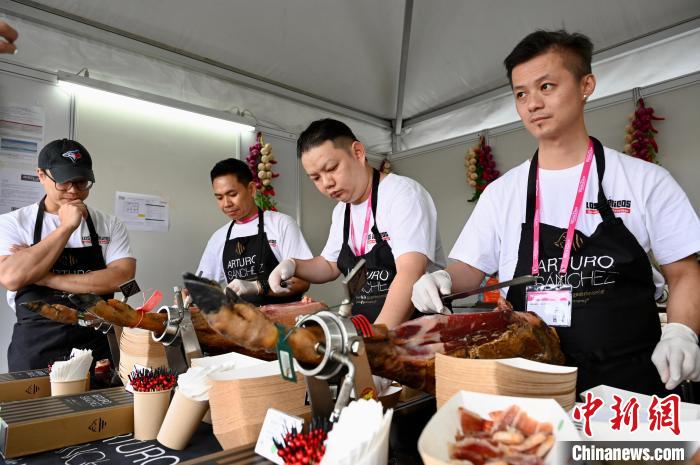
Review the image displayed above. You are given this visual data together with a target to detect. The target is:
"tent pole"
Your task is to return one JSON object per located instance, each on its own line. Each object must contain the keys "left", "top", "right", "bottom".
{"left": 393, "top": 0, "right": 414, "bottom": 140}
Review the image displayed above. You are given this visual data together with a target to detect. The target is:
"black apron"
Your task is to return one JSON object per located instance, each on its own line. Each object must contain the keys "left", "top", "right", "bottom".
{"left": 221, "top": 208, "right": 298, "bottom": 306}
{"left": 9, "top": 197, "right": 112, "bottom": 372}
{"left": 337, "top": 169, "right": 420, "bottom": 323}
{"left": 506, "top": 137, "right": 666, "bottom": 396}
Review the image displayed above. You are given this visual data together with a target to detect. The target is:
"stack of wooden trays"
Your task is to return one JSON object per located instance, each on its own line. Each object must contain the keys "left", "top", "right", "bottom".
{"left": 118, "top": 327, "right": 168, "bottom": 386}
{"left": 207, "top": 361, "right": 309, "bottom": 450}
{"left": 435, "top": 354, "right": 577, "bottom": 411}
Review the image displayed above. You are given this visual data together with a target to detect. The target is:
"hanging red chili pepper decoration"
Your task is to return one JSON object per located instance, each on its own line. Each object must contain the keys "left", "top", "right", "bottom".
{"left": 624, "top": 98, "right": 664, "bottom": 164}
{"left": 466, "top": 135, "right": 500, "bottom": 202}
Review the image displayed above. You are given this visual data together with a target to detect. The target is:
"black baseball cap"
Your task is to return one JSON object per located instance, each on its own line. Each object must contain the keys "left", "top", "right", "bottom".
{"left": 38, "top": 139, "right": 95, "bottom": 183}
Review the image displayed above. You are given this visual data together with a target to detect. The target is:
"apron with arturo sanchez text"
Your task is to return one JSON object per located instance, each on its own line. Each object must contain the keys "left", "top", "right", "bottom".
{"left": 222, "top": 208, "right": 299, "bottom": 306}
{"left": 506, "top": 137, "right": 665, "bottom": 396}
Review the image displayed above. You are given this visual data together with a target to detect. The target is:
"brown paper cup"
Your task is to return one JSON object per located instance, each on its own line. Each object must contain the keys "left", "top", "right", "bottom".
{"left": 51, "top": 379, "right": 86, "bottom": 396}
{"left": 133, "top": 389, "right": 172, "bottom": 441}
{"left": 157, "top": 390, "right": 209, "bottom": 450}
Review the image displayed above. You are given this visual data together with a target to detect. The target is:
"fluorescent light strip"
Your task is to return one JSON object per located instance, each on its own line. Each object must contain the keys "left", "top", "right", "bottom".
{"left": 57, "top": 71, "right": 255, "bottom": 133}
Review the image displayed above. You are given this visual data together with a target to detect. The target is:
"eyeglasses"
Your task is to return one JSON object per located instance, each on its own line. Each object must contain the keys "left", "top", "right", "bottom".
{"left": 43, "top": 171, "right": 94, "bottom": 191}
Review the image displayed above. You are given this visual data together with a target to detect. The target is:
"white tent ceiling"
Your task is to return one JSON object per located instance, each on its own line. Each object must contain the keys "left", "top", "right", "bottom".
{"left": 2, "top": 0, "right": 700, "bottom": 153}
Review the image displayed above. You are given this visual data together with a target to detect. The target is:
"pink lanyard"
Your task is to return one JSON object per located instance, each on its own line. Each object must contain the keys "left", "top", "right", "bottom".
{"left": 532, "top": 141, "right": 595, "bottom": 276}
{"left": 349, "top": 187, "right": 373, "bottom": 256}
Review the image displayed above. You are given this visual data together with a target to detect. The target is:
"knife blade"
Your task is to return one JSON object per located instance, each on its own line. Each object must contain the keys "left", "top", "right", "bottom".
{"left": 441, "top": 274, "right": 537, "bottom": 304}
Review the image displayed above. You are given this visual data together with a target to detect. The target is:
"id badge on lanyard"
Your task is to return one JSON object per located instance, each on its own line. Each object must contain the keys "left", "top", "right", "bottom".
{"left": 525, "top": 141, "right": 594, "bottom": 327}
{"left": 526, "top": 282, "right": 572, "bottom": 327}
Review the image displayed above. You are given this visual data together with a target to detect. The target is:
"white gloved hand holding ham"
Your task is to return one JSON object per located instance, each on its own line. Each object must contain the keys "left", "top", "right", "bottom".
{"left": 269, "top": 258, "right": 296, "bottom": 293}
{"left": 411, "top": 270, "right": 452, "bottom": 314}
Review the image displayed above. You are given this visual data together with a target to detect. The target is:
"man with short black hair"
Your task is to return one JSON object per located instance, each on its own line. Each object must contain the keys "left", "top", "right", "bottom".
{"left": 197, "top": 158, "right": 311, "bottom": 304}
{"left": 412, "top": 30, "right": 700, "bottom": 396}
{"left": 269, "top": 119, "right": 445, "bottom": 327}
{"left": 0, "top": 138, "right": 135, "bottom": 371}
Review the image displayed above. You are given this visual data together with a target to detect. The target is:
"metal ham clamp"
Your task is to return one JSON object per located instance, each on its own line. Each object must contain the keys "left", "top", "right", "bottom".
{"left": 151, "top": 286, "right": 203, "bottom": 374}
{"left": 293, "top": 258, "right": 376, "bottom": 423}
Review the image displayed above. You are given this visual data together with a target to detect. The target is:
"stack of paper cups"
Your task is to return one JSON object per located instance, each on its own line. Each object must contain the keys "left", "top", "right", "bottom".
{"left": 119, "top": 327, "right": 168, "bottom": 386}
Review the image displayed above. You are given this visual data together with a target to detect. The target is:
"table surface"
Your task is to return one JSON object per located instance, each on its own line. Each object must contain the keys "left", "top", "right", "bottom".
{"left": 0, "top": 422, "right": 223, "bottom": 465}
{"left": 0, "top": 395, "right": 437, "bottom": 465}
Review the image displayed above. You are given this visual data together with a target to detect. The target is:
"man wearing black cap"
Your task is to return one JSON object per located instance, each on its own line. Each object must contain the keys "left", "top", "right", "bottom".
{"left": 0, "top": 139, "right": 135, "bottom": 371}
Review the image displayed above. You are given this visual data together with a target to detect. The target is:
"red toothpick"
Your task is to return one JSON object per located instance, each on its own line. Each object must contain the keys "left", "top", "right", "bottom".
{"left": 273, "top": 417, "right": 332, "bottom": 465}
{"left": 128, "top": 367, "right": 176, "bottom": 392}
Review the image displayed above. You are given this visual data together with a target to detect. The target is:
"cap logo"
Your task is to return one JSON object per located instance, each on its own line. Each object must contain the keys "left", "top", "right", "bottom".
{"left": 62, "top": 150, "right": 82, "bottom": 163}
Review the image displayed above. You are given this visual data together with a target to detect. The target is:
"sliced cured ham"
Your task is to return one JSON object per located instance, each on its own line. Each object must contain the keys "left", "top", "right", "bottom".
{"left": 449, "top": 406, "right": 555, "bottom": 465}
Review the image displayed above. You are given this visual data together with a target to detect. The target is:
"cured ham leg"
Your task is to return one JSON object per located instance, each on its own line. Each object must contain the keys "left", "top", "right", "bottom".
{"left": 23, "top": 274, "right": 564, "bottom": 393}
{"left": 182, "top": 274, "right": 565, "bottom": 393}
{"left": 21, "top": 293, "right": 326, "bottom": 360}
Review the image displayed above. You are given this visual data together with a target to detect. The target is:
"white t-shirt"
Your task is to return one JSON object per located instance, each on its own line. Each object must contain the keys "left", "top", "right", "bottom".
{"left": 197, "top": 211, "right": 313, "bottom": 285}
{"left": 0, "top": 202, "right": 135, "bottom": 310}
{"left": 321, "top": 173, "right": 446, "bottom": 271}
{"left": 450, "top": 146, "right": 700, "bottom": 296}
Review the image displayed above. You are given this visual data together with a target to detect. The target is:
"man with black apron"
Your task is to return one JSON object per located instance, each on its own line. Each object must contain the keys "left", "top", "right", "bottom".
{"left": 333, "top": 168, "right": 397, "bottom": 321}
{"left": 0, "top": 139, "right": 135, "bottom": 372}
{"left": 268, "top": 119, "right": 445, "bottom": 327}
{"left": 196, "top": 158, "right": 312, "bottom": 305}
{"left": 411, "top": 30, "right": 700, "bottom": 396}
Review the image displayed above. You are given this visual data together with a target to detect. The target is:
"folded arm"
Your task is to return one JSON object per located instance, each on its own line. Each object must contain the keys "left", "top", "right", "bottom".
{"left": 0, "top": 225, "right": 74, "bottom": 291}
{"left": 35, "top": 257, "right": 136, "bottom": 295}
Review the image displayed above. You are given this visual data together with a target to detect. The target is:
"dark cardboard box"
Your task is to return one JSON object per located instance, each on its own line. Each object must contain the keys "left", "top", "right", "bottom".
{"left": 0, "top": 369, "right": 52, "bottom": 402}
{"left": 0, "top": 387, "right": 133, "bottom": 458}
{"left": 0, "top": 369, "right": 91, "bottom": 402}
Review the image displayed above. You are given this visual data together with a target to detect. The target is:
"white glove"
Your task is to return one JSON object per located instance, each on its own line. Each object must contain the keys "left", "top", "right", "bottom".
{"left": 652, "top": 322, "right": 700, "bottom": 390}
{"left": 269, "top": 258, "right": 296, "bottom": 293}
{"left": 411, "top": 270, "right": 452, "bottom": 314}
{"left": 226, "top": 278, "right": 261, "bottom": 296}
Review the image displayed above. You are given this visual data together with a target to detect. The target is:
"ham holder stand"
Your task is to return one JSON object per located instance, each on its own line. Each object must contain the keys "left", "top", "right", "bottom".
{"left": 294, "top": 258, "right": 376, "bottom": 423}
